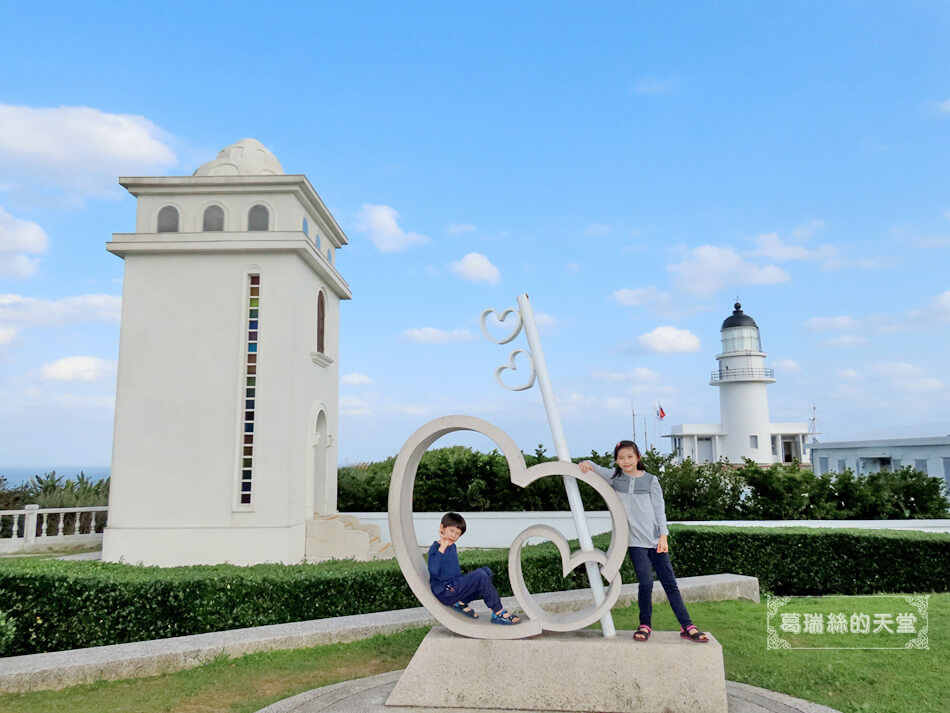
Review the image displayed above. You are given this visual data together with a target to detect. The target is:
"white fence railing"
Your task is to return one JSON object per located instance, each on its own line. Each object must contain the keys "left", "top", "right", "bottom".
{"left": 0, "top": 505, "right": 109, "bottom": 554}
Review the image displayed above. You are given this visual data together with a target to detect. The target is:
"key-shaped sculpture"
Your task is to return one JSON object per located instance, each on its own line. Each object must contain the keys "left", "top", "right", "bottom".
{"left": 388, "top": 294, "right": 626, "bottom": 639}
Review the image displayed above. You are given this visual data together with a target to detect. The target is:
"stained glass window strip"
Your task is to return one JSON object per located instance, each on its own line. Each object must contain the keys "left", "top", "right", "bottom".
{"left": 240, "top": 274, "right": 261, "bottom": 505}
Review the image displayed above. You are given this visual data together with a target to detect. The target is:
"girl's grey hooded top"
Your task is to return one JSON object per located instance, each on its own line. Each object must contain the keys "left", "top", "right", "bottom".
{"left": 588, "top": 463, "right": 669, "bottom": 548}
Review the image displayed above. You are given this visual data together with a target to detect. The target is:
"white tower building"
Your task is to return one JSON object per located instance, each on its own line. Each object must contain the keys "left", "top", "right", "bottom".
{"left": 102, "top": 139, "right": 385, "bottom": 566}
{"left": 666, "top": 303, "right": 810, "bottom": 466}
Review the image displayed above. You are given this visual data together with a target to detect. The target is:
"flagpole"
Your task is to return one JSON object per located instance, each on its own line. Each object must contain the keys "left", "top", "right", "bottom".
{"left": 631, "top": 398, "right": 636, "bottom": 441}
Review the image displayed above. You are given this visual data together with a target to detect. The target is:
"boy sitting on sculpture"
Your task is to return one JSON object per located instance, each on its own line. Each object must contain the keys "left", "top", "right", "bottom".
{"left": 428, "top": 512, "right": 521, "bottom": 624}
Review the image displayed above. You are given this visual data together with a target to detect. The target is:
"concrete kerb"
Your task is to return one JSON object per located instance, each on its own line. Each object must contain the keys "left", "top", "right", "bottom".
{"left": 0, "top": 573, "right": 758, "bottom": 694}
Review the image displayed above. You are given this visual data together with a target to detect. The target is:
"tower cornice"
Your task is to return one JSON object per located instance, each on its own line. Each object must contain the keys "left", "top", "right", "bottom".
{"left": 119, "top": 175, "right": 348, "bottom": 248}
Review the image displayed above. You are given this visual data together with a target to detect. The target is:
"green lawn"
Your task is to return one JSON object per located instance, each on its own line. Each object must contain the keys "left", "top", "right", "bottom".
{"left": 0, "top": 594, "right": 945, "bottom": 713}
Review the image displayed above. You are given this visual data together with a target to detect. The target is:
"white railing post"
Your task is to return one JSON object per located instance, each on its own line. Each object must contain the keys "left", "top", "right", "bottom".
{"left": 24, "top": 504, "right": 39, "bottom": 545}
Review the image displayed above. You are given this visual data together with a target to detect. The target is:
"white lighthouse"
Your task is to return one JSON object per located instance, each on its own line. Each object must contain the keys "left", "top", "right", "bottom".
{"left": 666, "top": 303, "right": 810, "bottom": 466}
{"left": 102, "top": 139, "right": 386, "bottom": 566}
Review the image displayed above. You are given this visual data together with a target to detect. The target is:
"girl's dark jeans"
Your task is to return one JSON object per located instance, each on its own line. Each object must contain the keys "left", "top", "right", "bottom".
{"left": 627, "top": 546, "right": 693, "bottom": 629}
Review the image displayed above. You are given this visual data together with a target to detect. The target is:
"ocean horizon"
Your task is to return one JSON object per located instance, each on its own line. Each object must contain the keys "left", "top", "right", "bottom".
{"left": 0, "top": 466, "right": 110, "bottom": 487}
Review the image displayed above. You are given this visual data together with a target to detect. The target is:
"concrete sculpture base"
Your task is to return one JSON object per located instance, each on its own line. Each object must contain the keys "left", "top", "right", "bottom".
{"left": 386, "top": 626, "right": 728, "bottom": 713}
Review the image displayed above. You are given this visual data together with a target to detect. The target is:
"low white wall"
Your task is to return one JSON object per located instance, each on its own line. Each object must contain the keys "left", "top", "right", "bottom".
{"left": 345, "top": 512, "right": 950, "bottom": 548}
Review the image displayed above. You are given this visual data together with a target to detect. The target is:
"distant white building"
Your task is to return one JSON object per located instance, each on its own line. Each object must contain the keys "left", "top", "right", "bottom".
{"left": 664, "top": 303, "right": 810, "bottom": 466}
{"left": 102, "top": 139, "right": 386, "bottom": 566}
{"left": 810, "top": 437, "right": 950, "bottom": 486}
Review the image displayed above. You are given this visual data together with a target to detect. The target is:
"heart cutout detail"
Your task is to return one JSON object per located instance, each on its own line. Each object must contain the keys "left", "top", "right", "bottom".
{"left": 480, "top": 308, "right": 523, "bottom": 345}
{"left": 494, "top": 349, "right": 536, "bottom": 392}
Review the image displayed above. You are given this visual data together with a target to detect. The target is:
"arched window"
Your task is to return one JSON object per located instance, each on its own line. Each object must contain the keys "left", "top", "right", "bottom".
{"left": 203, "top": 205, "right": 225, "bottom": 231}
{"left": 302, "top": 217, "right": 309, "bottom": 236}
{"left": 248, "top": 204, "right": 269, "bottom": 231}
{"left": 317, "top": 292, "right": 326, "bottom": 354}
{"left": 157, "top": 205, "right": 179, "bottom": 233}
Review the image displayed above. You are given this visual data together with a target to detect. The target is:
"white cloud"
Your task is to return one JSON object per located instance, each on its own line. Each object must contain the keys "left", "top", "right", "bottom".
{"left": 613, "top": 286, "right": 669, "bottom": 308}
{"left": 936, "top": 98, "right": 950, "bottom": 114}
{"left": 340, "top": 395, "right": 371, "bottom": 416}
{"left": 823, "top": 335, "right": 869, "bottom": 348}
{"left": 447, "top": 223, "right": 476, "bottom": 235}
{"left": 355, "top": 204, "right": 428, "bottom": 252}
{"left": 0, "top": 294, "right": 121, "bottom": 325}
{"left": 871, "top": 362, "right": 944, "bottom": 392}
{"left": 638, "top": 326, "right": 701, "bottom": 353}
{"left": 748, "top": 231, "right": 877, "bottom": 271}
{"left": 450, "top": 252, "right": 500, "bottom": 284}
{"left": 805, "top": 315, "right": 860, "bottom": 331}
{"left": 534, "top": 312, "right": 557, "bottom": 329}
{"left": 929, "top": 291, "right": 950, "bottom": 322}
{"left": 585, "top": 223, "right": 612, "bottom": 236}
{"left": 0, "top": 104, "right": 176, "bottom": 200}
{"left": 667, "top": 245, "right": 789, "bottom": 296}
{"left": 0, "top": 325, "right": 16, "bottom": 345}
{"left": 397, "top": 404, "right": 431, "bottom": 417}
{"left": 749, "top": 233, "right": 812, "bottom": 260}
{"left": 41, "top": 356, "right": 116, "bottom": 382}
{"left": 773, "top": 359, "right": 801, "bottom": 372}
{"left": 634, "top": 75, "right": 679, "bottom": 95}
{"left": 0, "top": 206, "right": 49, "bottom": 277}
{"left": 791, "top": 220, "right": 826, "bottom": 240}
{"left": 837, "top": 368, "right": 860, "bottom": 380}
{"left": 593, "top": 367, "right": 661, "bottom": 383}
{"left": 341, "top": 372, "right": 372, "bottom": 385}
{"left": 403, "top": 327, "right": 478, "bottom": 344}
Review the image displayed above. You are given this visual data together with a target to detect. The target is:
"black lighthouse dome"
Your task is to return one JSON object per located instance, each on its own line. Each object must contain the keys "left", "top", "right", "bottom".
{"left": 721, "top": 302, "right": 758, "bottom": 330}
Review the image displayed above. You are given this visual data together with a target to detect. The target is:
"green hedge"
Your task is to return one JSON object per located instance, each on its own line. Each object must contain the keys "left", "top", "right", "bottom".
{"left": 1, "top": 526, "right": 948, "bottom": 656}
{"left": 337, "top": 446, "right": 950, "bottom": 520}
{"left": 661, "top": 525, "right": 950, "bottom": 595}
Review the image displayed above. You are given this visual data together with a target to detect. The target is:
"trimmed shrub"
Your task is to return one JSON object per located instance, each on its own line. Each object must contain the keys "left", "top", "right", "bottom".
{"left": 1, "top": 526, "right": 948, "bottom": 656}
{"left": 0, "top": 611, "right": 15, "bottom": 655}
{"left": 338, "top": 447, "right": 950, "bottom": 520}
{"left": 661, "top": 525, "right": 950, "bottom": 595}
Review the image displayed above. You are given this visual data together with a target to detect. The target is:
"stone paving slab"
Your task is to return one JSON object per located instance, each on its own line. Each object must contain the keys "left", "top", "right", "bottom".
{"left": 0, "top": 573, "right": 758, "bottom": 693}
{"left": 254, "top": 669, "right": 844, "bottom": 713}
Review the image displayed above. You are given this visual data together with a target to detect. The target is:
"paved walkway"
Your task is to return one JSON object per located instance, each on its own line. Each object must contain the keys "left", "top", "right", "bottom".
{"left": 254, "top": 669, "right": 843, "bottom": 713}
{"left": 0, "top": 574, "right": 757, "bottom": 693}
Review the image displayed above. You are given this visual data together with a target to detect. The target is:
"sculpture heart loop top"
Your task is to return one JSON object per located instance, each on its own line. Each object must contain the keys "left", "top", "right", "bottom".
{"left": 480, "top": 308, "right": 523, "bottom": 345}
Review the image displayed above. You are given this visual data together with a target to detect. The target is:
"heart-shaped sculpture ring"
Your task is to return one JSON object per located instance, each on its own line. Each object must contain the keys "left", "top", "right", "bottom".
{"left": 494, "top": 349, "right": 536, "bottom": 392}
{"left": 388, "top": 415, "right": 630, "bottom": 640}
{"left": 480, "top": 308, "right": 523, "bottom": 345}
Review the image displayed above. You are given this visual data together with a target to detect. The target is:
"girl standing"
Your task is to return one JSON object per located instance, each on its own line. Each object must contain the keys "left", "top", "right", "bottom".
{"left": 579, "top": 440, "right": 708, "bottom": 643}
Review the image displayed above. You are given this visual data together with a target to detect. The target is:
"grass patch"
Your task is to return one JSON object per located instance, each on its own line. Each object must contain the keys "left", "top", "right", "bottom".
{"left": 0, "top": 595, "right": 945, "bottom": 713}
{"left": 0, "top": 628, "right": 428, "bottom": 713}
{"left": 608, "top": 594, "right": 947, "bottom": 713}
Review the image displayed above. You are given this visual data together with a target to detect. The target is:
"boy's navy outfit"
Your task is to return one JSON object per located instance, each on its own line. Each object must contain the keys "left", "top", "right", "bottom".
{"left": 427, "top": 541, "right": 502, "bottom": 612}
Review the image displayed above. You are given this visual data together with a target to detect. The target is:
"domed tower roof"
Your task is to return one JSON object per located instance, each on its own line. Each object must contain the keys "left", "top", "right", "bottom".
{"left": 193, "top": 138, "right": 285, "bottom": 177}
{"left": 721, "top": 302, "right": 758, "bottom": 330}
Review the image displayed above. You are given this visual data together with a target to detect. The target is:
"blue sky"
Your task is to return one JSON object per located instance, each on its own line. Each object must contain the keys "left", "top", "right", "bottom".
{"left": 1, "top": 1, "right": 949, "bottom": 472}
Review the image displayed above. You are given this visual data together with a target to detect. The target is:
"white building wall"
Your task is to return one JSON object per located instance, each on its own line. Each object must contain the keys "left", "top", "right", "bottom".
{"left": 810, "top": 440, "right": 950, "bottom": 484}
{"left": 102, "top": 250, "right": 341, "bottom": 566}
